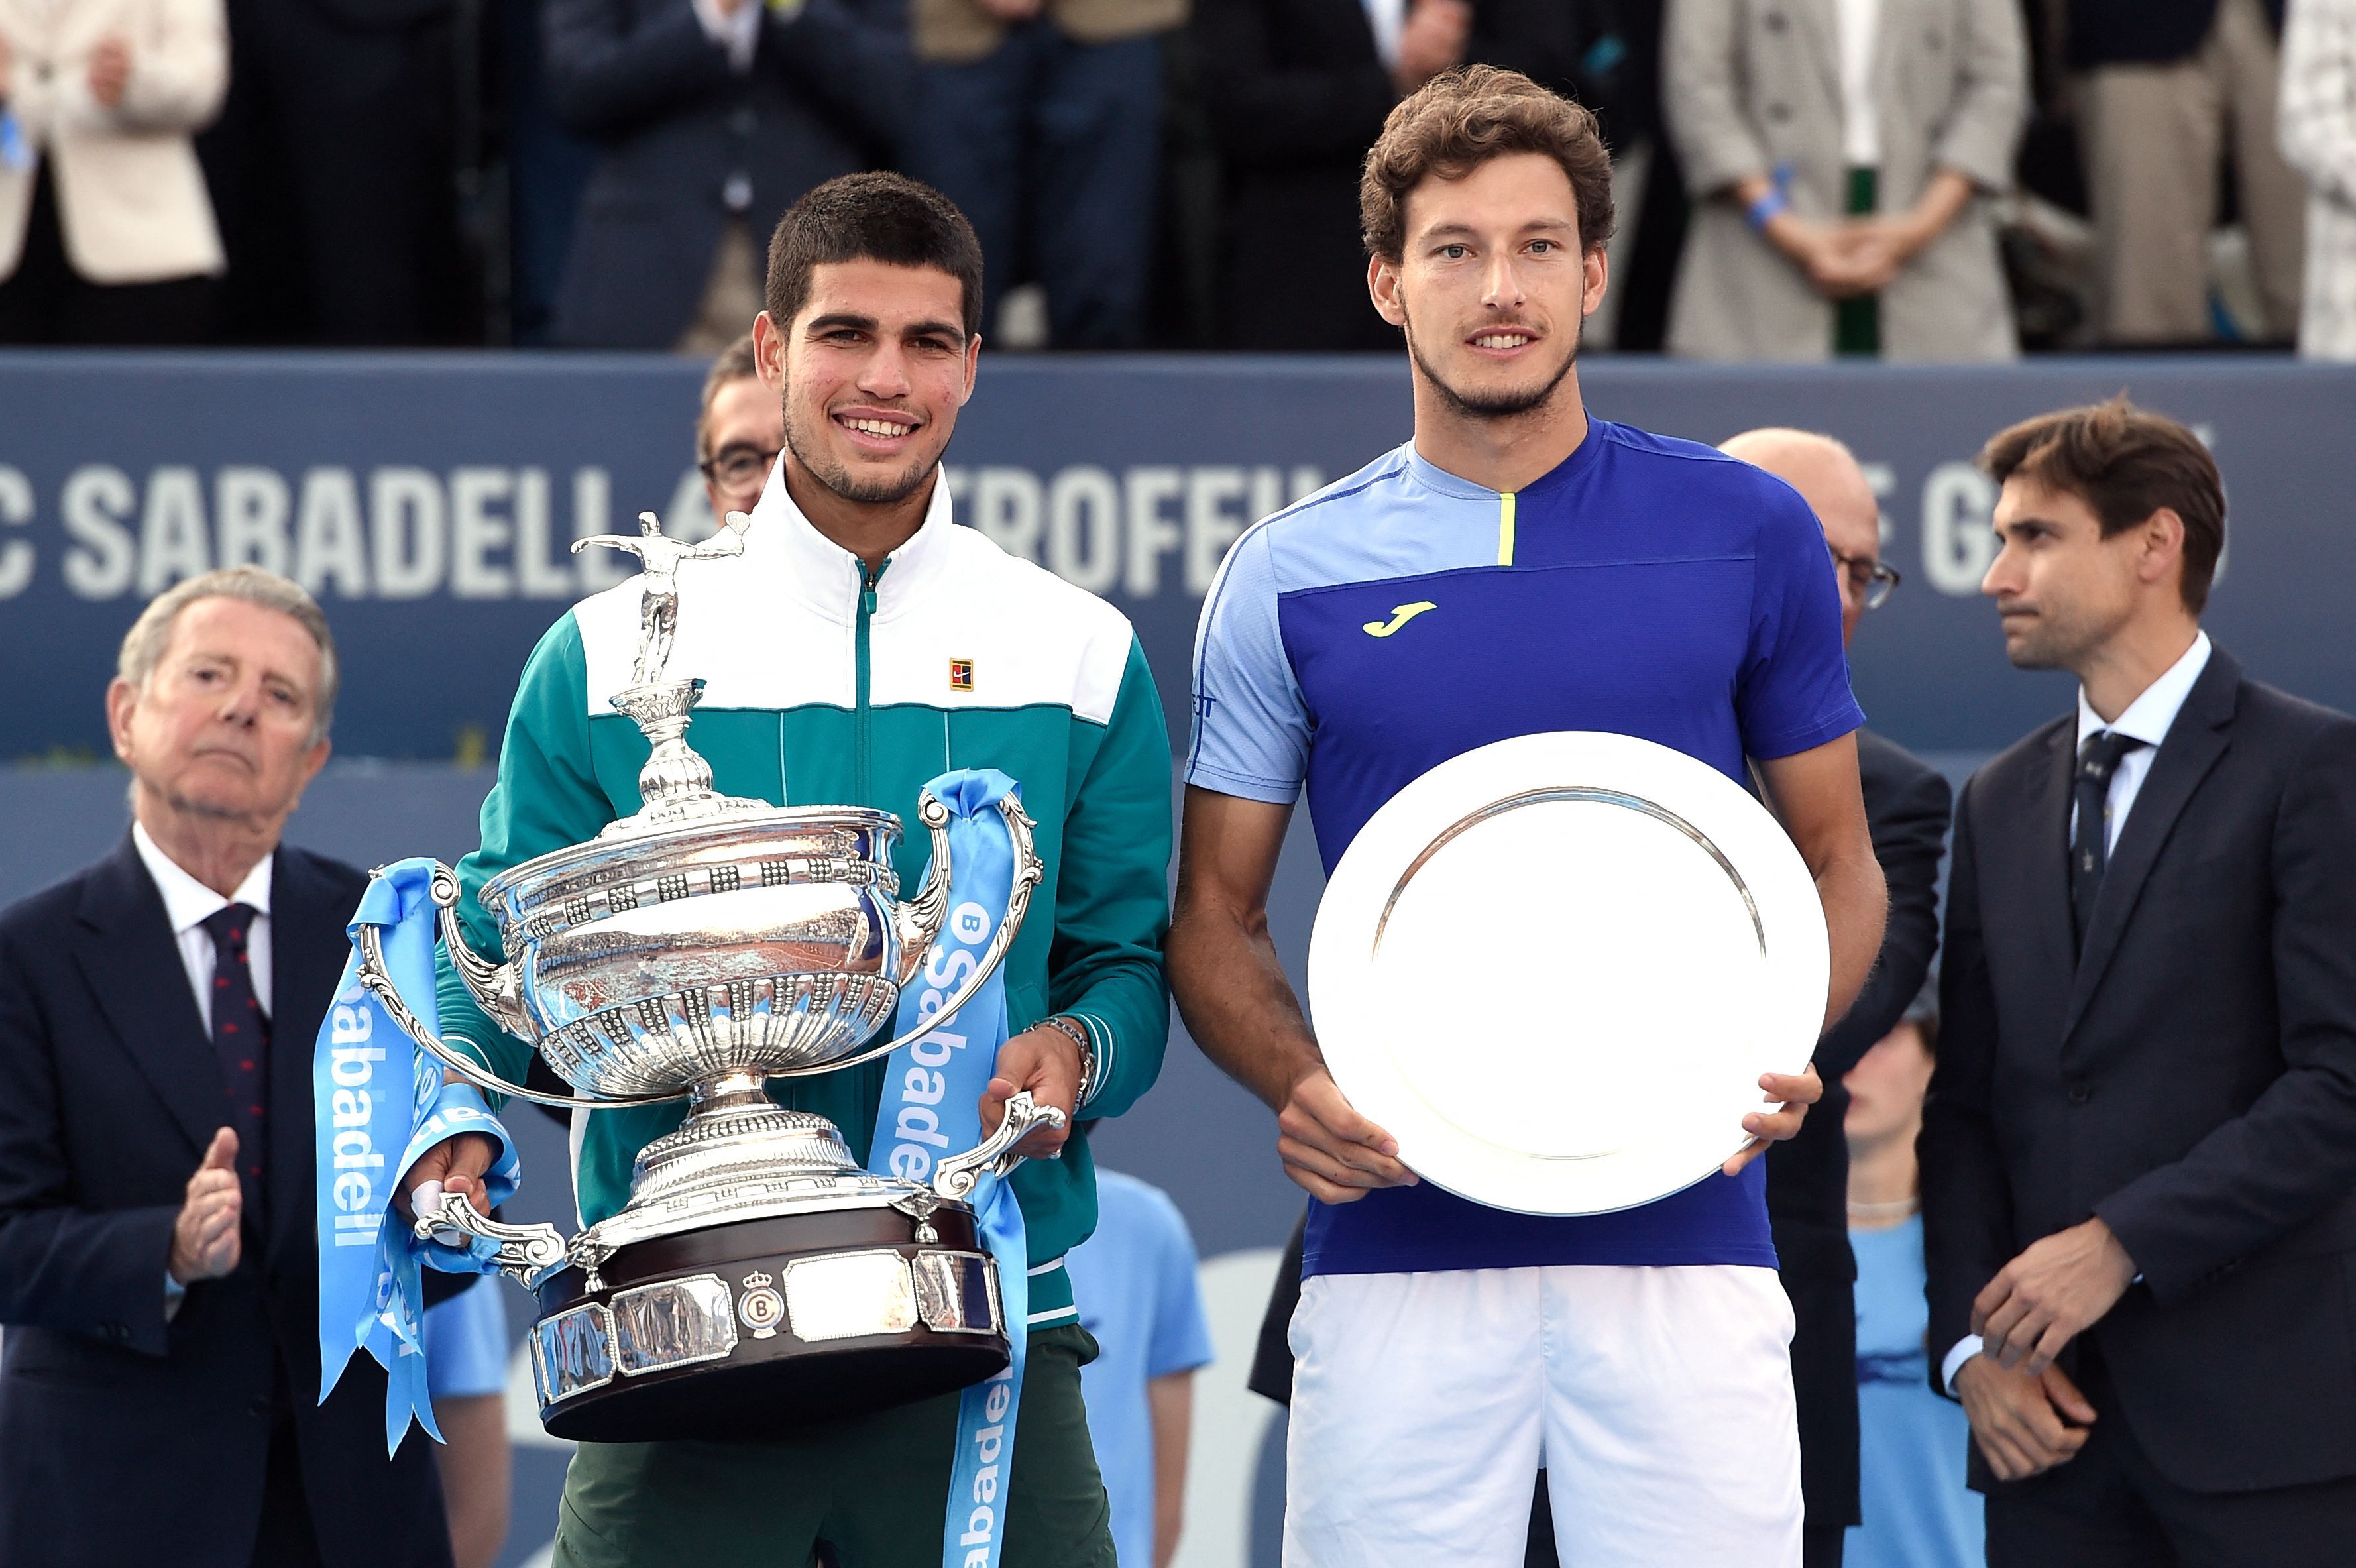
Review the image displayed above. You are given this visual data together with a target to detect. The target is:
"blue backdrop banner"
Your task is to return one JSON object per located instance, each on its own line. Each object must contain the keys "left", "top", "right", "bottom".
{"left": 3, "top": 351, "right": 2353, "bottom": 761}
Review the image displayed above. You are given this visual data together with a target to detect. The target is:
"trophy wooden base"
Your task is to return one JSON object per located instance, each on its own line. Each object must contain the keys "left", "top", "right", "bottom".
{"left": 528, "top": 1200, "right": 1011, "bottom": 1444}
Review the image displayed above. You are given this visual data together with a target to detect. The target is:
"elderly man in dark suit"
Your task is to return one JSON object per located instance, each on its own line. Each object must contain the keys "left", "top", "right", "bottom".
{"left": 1721, "top": 428, "right": 1951, "bottom": 1568}
{"left": 1924, "top": 398, "right": 2356, "bottom": 1563}
{"left": 545, "top": 0, "right": 909, "bottom": 350}
{"left": 0, "top": 567, "right": 452, "bottom": 1567}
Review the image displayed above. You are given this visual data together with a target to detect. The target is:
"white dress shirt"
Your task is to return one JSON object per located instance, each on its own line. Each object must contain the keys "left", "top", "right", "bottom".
{"left": 2067, "top": 632, "right": 2214, "bottom": 855}
{"left": 1836, "top": 0, "right": 1883, "bottom": 167}
{"left": 1939, "top": 631, "right": 2214, "bottom": 1396}
{"left": 132, "top": 820, "right": 274, "bottom": 1030}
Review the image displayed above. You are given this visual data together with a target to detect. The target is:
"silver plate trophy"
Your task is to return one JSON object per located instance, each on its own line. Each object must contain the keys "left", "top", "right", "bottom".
{"left": 353, "top": 511, "right": 1060, "bottom": 1442}
{"left": 1308, "top": 731, "right": 1829, "bottom": 1217}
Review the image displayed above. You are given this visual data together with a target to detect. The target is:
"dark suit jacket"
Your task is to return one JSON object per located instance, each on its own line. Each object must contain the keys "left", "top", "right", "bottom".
{"left": 0, "top": 836, "right": 452, "bottom": 1568}
{"left": 1767, "top": 727, "right": 1950, "bottom": 1531}
{"left": 547, "top": 0, "right": 910, "bottom": 348}
{"left": 1192, "top": 0, "right": 1593, "bottom": 349}
{"left": 2066, "top": 1, "right": 2282, "bottom": 69}
{"left": 1923, "top": 647, "right": 2356, "bottom": 1494}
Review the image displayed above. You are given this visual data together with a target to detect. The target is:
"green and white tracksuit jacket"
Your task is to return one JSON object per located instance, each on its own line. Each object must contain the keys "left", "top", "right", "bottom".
{"left": 433, "top": 467, "right": 1173, "bottom": 1327}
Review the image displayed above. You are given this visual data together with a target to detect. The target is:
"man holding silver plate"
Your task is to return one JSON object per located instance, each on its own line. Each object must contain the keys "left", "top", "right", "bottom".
{"left": 396, "top": 174, "right": 1172, "bottom": 1567}
{"left": 1171, "top": 69, "right": 1887, "bottom": 1566}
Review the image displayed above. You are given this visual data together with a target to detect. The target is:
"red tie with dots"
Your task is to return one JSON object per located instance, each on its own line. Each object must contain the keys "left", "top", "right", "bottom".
{"left": 200, "top": 903, "right": 270, "bottom": 1209}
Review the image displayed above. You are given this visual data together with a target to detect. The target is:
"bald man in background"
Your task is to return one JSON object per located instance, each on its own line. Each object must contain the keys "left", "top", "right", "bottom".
{"left": 1721, "top": 430, "right": 1954, "bottom": 1568}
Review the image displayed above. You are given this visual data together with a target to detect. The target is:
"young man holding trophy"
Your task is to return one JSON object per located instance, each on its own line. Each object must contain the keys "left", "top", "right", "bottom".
{"left": 1172, "top": 69, "right": 1887, "bottom": 1565}
{"left": 400, "top": 173, "right": 1172, "bottom": 1567}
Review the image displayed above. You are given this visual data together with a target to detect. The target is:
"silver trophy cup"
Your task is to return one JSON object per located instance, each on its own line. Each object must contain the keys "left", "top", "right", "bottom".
{"left": 353, "top": 512, "right": 1060, "bottom": 1442}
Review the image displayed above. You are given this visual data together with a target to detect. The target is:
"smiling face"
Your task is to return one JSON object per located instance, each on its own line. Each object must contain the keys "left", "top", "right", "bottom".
{"left": 756, "top": 258, "right": 978, "bottom": 508}
{"left": 108, "top": 595, "right": 331, "bottom": 832}
{"left": 1370, "top": 151, "right": 1606, "bottom": 423}
{"left": 1982, "top": 476, "right": 2177, "bottom": 673}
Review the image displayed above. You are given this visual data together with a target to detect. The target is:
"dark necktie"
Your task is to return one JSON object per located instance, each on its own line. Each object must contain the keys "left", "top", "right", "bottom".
{"left": 201, "top": 903, "right": 270, "bottom": 1197}
{"left": 2072, "top": 731, "right": 2145, "bottom": 956}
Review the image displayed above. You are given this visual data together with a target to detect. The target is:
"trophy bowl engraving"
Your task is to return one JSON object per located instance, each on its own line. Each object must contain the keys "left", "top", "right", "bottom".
{"left": 474, "top": 809, "right": 918, "bottom": 1099}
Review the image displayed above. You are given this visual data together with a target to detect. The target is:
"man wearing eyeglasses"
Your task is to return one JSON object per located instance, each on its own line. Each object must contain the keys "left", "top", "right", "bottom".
{"left": 695, "top": 333, "right": 785, "bottom": 523}
{"left": 1720, "top": 428, "right": 1952, "bottom": 1568}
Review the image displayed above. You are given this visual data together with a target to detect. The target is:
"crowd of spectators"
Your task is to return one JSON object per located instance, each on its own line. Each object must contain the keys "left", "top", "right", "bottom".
{"left": 5, "top": 0, "right": 2356, "bottom": 355}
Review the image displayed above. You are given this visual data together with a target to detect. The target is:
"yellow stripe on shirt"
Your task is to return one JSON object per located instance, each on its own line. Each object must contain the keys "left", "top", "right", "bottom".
{"left": 1498, "top": 490, "right": 1517, "bottom": 567}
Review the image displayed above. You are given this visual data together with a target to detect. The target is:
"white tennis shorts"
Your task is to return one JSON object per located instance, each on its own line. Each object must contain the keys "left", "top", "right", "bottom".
{"left": 1283, "top": 1264, "right": 1803, "bottom": 1567}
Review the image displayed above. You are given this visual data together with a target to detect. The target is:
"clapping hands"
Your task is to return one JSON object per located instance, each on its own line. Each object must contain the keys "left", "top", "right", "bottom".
{"left": 169, "top": 1127, "right": 242, "bottom": 1285}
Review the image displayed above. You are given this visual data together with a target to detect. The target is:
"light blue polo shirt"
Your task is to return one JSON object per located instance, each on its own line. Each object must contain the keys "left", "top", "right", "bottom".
{"left": 1069, "top": 1170, "right": 1215, "bottom": 1568}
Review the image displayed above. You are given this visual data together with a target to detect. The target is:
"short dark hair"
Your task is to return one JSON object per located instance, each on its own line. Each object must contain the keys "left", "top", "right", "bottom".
{"left": 695, "top": 333, "right": 761, "bottom": 462}
{"left": 1361, "top": 66, "right": 1615, "bottom": 263}
{"left": 1978, "top": 396, "right": 2226, "bottom": 614}
{"left": 765, "top": 172, "right": 985, "bottom": 341}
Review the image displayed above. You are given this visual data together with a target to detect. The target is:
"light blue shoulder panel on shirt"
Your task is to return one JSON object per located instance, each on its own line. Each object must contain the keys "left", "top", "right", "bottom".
{"left": 1187, "top": 443, "right": 1506, "bottom": 803}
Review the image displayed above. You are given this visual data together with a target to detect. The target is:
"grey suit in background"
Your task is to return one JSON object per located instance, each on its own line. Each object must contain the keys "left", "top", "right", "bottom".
{"left": 1661, "top": 0, "right": 2025, "bottom": 361}
{"left": 546, "top": 0, "right": 912, "bottom": 349}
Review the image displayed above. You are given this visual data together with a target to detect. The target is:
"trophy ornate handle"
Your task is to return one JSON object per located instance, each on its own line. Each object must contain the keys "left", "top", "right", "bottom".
{"left": 929, "top": 1090, "right": 1068, "bottom": 1204}
{"left": 891, "top": 789, "right": 958, "bottom": 987}
{"left": 411, "top": 1192, "right": 573, "bottom": 1292}
{"left": 353, "top": 864, "right": 685, "bottom": 1113}
{"left": 431, "top": 862, "right": 530, "bottom": 1038}
{"left": 768, "top": 792, "right": 1046, "bottom": 1082}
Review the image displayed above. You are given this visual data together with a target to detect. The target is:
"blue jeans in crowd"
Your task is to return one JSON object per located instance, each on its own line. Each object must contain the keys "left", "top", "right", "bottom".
{"left": 907, "top": 24, "right": 1162, "bottom": 349}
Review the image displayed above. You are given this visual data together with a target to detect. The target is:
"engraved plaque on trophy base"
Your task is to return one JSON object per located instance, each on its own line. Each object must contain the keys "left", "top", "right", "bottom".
{"left": 528, "top": 1198, "right": 1009, "bottom": 1443}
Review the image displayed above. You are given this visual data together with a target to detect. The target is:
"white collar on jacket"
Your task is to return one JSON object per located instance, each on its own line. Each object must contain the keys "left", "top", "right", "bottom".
{"left": 742, "top": 453, "right": 957, "bottom": 627}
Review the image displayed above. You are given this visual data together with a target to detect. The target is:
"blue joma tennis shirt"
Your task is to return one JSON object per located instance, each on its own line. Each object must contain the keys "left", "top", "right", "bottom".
{"left": 1187, "top": 418, "right": 1866, "bottom": 1278}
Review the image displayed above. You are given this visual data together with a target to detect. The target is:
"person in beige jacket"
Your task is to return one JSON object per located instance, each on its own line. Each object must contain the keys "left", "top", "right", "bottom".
{"left": 1663, "top": 0, "right": 2026, "bottom": 361}
{"left": 0, "top": 0, "right": 225, "bottom": 341}
{"left": 2280, "top": 0, "right": 2356, "bottom": 359}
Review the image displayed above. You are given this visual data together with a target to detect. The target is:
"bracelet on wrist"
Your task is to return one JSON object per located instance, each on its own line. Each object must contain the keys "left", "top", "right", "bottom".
{"left": 1039, "top": 1014, "right": 1097, "bottom": 1111}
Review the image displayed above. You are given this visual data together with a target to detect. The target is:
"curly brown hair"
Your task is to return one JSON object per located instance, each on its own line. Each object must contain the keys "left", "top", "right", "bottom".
{"left": 1359, "top": 66, "right": 1615, "bottom": 264}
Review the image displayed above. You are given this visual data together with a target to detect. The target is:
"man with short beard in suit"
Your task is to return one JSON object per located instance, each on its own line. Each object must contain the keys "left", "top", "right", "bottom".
{"left": 1925, "top": 398, "right": 2356, "bottom": 1563}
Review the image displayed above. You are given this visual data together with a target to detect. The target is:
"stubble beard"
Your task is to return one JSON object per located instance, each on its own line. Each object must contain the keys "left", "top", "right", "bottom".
{"left": 2001, "top": 598, "right": 2113, "bottom": 675}
{"left": 2003, "top": 621, "right": 2063, "bottom": 671}
{"left": 1402, "top": 304, "right": 1580, "bottom": 422}
{"left": 780, "top": 387, "right": 935, "bottom": 507}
